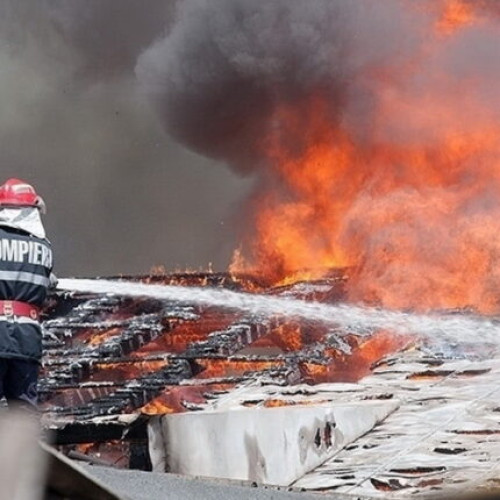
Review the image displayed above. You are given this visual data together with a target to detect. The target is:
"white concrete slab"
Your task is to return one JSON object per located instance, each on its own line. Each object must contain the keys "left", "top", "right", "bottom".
{"left": 149, "top": 401, "right": 396, "bottom": 486}
{"left": 295, "top": 353, "right": 500, "bottom": 498}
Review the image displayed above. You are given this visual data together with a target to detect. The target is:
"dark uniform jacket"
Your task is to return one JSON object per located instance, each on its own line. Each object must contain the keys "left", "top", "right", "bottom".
{"left": 0, "top": 226, "right": 53, "bottom": 362}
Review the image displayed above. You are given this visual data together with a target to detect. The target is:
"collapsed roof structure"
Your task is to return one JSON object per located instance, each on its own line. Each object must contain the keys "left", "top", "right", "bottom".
{"left": 39, "top": 272, "right": 500, "bottom": 498}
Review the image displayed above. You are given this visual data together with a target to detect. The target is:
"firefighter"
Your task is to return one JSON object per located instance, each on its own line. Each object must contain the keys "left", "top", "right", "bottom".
{"left": 0, "top": 178, "right": 54, "bottom": 411}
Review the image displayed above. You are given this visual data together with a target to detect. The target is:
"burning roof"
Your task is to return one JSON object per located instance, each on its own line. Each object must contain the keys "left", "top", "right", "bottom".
{"left": 38, "top": 271, "right": 500, "bottom": 497}
{"left": 41, "top": 271, "right": 394, "bottom": 423}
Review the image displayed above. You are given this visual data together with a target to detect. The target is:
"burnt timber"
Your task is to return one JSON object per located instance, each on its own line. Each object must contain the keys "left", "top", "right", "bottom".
{"left": 38, "top": 272, "right": 500, "bottom": 497}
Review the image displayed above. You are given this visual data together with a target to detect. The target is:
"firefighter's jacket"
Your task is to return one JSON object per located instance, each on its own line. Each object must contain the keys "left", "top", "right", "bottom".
{"left": 0, "top": 226, "right": 53, "bottom": 362}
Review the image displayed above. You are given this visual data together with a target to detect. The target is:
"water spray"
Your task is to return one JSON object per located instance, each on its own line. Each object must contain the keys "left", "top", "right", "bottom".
{"left": 57, "top": 279, "right": 500, "bottom": 348}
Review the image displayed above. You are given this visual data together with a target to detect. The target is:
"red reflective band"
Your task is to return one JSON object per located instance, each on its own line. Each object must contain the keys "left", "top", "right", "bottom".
{"left": 0, "top": 301, "right": 40, "bottom": 320}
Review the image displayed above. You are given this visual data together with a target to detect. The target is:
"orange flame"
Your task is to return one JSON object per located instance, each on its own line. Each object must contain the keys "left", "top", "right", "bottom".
{"left": 436, "top": 0, "right": 476, "bottom": 34}
{"left": 300, "top": 330, "right": 412, "bottom": 383}
{"left": 141, "top": 384, "right": 232, "bottom": 415}
{"left": 195, "top": 358, "right": 283, "bottom": 379}
{"left": 90, "top": 360, "right": 168, "bottom": 382}
{"left": 231, "top": 8, "right": 500, "bottom": 314}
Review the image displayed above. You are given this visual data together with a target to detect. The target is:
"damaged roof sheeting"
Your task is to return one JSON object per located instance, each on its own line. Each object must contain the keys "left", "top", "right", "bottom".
{"left": 38, "top": 273, "right": 500, "bottom": 497}
{"left": 295, "top": 351, "right": 500, "bottom": 497}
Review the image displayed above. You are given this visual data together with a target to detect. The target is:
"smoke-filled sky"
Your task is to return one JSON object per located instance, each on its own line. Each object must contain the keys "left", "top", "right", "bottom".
{"left": 136, "top": 0, "right": 500, "bottom": 312}
{"left": 0, "top": 0, "right": 417, "bottom": 277}
{"left": 4, "top": 0, "right": 500, "bottom": 313}
{"left": 0, "top": 0, "right": 251, "bottom": 277}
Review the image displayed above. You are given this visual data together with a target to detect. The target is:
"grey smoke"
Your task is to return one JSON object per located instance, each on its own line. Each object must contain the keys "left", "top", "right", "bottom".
{"left": 136, "top": 0, "right": 420, "bottom": 170}
{"left": 0, "top": 1, "right": 250, "bottom": 277}
{"left": 134, "top": 0, "right": 431, "bottom": 287}
{"left": 3, "top": 0, "right": 500, "bottom": 298}
{"left": 137, "top": 0, "right": 500, "bottom": 306}
{"left": 45, "top": 0, "right": 174, "bottom": 80}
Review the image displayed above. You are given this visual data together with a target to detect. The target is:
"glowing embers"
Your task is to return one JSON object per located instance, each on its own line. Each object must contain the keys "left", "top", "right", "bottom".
{"left": 40, "top": 272, "right": 418, "bottom": 475}
{"left": 194, "top": 357, "right": 285, "bottom": 380}
{"left": 41, "top": 273, "right": 410, "bottom": 434}
{"left": 86, "top": 327, "right": 123, "bottom": 347}
{"left": 259, "top": 398, "right": 330, "bottom": 409}
{"left": 136, "top": 309, "right": 239, "bottom": 355}
{"left": 299, "top": 331, "right": 411, "bottom": 384}
{"left": 39, "top": 355, "right": 170, "bottom": 388}
{"left": 88, "top": 359, "right": 169, "bottom": 382}
{"left": 41, "top": 282, "right": 407, "bottom": 421}
{"left": 39, "top": 385, "right": 117, "bottom": 410}
{"left": 140, "top": 383, "right": 233, "bottom": 415}
{"left": 251, "top": 321, "right": 308, "bottom": 352}
{"left": 40, "top": 358, "right": 192, "bottom": 419}
{"left": 407, "top": 367, "right": 491, "bottom": 382}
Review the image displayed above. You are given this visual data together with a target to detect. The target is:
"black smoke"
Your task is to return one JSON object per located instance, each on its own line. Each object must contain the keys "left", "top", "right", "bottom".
{"left": 135, "top": 0, "right": 422, "bottom": 170}
{"left": 3, "top": 0, "right": 500, "bottom": 287}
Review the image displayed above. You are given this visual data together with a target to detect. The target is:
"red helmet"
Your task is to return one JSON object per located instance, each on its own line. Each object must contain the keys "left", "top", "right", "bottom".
{"left": 0, "top": 178, "right": 46, "bottom": 213}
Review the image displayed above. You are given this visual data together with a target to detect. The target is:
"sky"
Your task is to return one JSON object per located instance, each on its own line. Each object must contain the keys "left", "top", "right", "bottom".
{"left": 0, "top": 1, "right": 252, "bottom": 277}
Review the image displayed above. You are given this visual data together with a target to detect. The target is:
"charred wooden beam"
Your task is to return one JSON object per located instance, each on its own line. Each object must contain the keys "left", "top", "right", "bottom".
{"left": 183, "top": 317, "right": 279, "bottom": 357}
{"left": 45, "top": 359, "right": 192, "bottom": 419}
{"left": 53, "top": 417, "right": 149, "bottom": 446}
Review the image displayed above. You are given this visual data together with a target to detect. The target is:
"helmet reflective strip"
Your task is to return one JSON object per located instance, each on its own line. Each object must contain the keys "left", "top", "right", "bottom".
{"left": 0, "top": 270, "right": 50, "bottom": 287}
{"left": 0, "top": 315, "right": 38, "bottom": 325}
{"left": 12, "top": 185, "right": 34, "bottom": 194}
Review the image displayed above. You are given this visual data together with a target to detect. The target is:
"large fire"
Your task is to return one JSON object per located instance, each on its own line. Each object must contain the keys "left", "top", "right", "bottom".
{"left": 231, "top": 0, "right": 500, "bottom": 314}
{"left": 436, "top": 0, "right": 476, "bottom": 34}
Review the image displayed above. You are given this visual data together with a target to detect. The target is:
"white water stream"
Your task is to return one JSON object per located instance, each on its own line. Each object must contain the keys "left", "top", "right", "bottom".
{"left": 57, "top": 278, "right": 500, "bottom": 348}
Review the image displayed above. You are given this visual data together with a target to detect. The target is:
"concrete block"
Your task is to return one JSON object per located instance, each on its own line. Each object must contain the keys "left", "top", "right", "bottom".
{"left": 149, "top": 401, "right": 396, "bottom": 486}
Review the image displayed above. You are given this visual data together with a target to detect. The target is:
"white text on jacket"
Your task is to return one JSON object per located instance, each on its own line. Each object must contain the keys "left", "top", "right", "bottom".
{"left": 0, "top": 239, "right": 52, "bottom": 268}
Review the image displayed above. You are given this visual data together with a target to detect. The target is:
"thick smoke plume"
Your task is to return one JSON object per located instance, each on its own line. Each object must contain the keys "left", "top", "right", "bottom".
{"left": 136, "top": 0, "right": 419, "bottom": 169}
{"left": 3, "top": 0, "right": 500, "bottom": 314}
{"left": 137, "top": 0, "right": 500, "bottom": 313}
